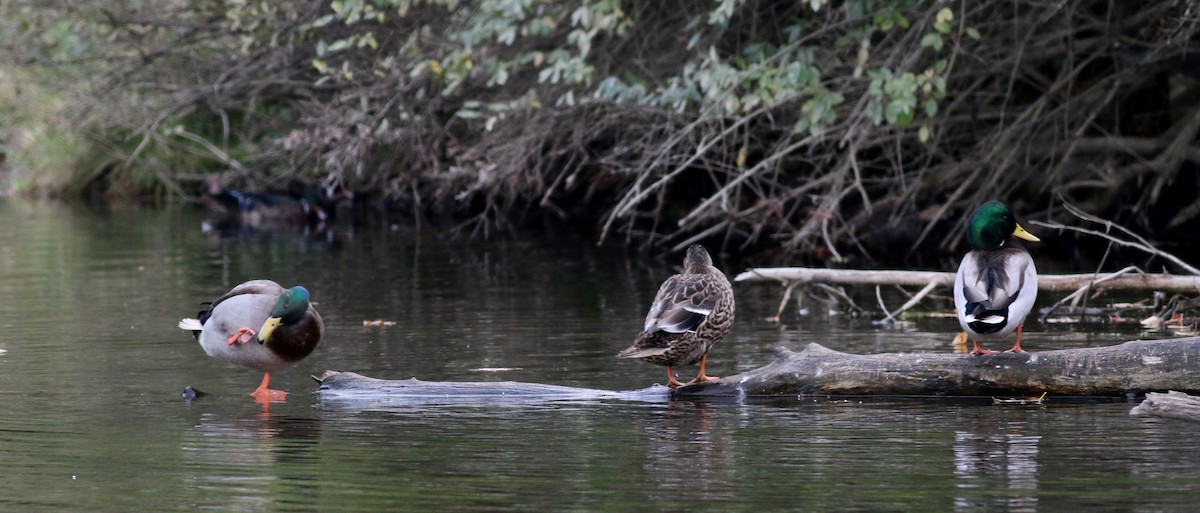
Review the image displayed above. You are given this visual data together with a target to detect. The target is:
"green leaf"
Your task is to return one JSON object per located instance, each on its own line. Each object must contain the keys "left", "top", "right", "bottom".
{"left": 920, "top": 33, "right": 943, "bottom": 52}
{"left": 918, "top": 125, "right": 930, "bottom": 143}
{"left": 885, "top": 101, "right": 914, "bottom": 126}
{"left": 867, "top": 102, "right": 884, "bottom": 125}
{"left": 966, "top": 27, "right": 981, "bottom": 40}
{"left": 936, "top": 7, "right": 954, "bottom": 24}
{"left": 793, "top": 117, "right": 810, "bottom": 134}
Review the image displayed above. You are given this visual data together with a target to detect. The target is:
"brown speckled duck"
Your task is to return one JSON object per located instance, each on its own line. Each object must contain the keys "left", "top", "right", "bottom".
{"left": 618, "top": 244, "right": 735, "bottom": 388}
{"left": 178, "top": 280, "right": 323, "bottom": 399}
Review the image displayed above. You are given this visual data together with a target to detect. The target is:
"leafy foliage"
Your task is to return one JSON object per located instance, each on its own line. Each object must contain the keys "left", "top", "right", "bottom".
{"left": 3, "top": 0, "right": 1200, "bottom": 263}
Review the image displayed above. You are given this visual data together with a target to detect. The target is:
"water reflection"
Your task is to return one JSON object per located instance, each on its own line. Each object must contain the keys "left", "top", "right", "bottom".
{"left": 638, "top": 401, "right": 737, "bottom": 503}
{"left": 182, "top": 411, "right": 322, "bottom": 512}
{"left": 953, "top": 417, "right": 1041, "bottom": 512}
{"left": 1, "top": 200, "right": 1200, "bottom": 512}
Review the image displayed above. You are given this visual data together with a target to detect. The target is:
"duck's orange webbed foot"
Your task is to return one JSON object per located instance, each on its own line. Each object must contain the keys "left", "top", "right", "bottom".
{"left": 226, "top": 327, "right": 257, "bottom": 346}
{"left": 249, "top": 373, "right": 286, "bottom": 401}
{"left": 665, "top": 366, "right": 686, "bottom": 389}
{"left": 1004, "top": 325, "right": 1028, "bottom": 353}
{"left": 682, "top": 354, "right": 721, "bottom": 385}
{"left": 969, "top": 340, "right": 997, "bottom": 355}
{"left": 684, "top": 374, "right": 721, "bottom": 386}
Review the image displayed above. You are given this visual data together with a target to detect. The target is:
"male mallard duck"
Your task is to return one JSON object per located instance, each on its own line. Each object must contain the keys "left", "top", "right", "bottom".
{"left": 178, "top": 280, "right": 323, "bottom": 398}
{"left": 200, "top": 176, "right": 332, "bottom": 232}
{"left": 618, "top": 244, "right": 735, "bottom": 388}
{"left": 954, "top": 201, "right": 1040, "bottom": 354}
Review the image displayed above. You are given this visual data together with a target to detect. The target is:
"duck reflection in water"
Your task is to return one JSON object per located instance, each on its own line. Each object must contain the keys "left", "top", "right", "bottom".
{"left": 639, "top": 400, "right": 737, "bottom": 501}
{"left": 953, "top": 418, "right": 1040, "bottom": 513}
{"left": 198, "top": 175, "right": 352, "bottom": 237}
{"left": 181, "top": 411, "right": 322, "bottom": 509}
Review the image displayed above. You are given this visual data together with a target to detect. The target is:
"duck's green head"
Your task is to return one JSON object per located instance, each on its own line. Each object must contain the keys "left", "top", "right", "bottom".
{"left": 257, "top": 286, "right": 312, "bottom": 344}
{"left": 966, "top": 201, "right": 1040, "bottom": 250}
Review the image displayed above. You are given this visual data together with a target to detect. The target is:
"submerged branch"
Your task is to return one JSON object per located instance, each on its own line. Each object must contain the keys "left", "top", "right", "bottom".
{"left": 1130, "top": 391, "right": 1200, "bottom": 422}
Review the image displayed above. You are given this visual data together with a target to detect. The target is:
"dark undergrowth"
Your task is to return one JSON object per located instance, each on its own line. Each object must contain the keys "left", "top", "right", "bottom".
{"left": 2, "top": 1, "right": 1199, "bottom": 267}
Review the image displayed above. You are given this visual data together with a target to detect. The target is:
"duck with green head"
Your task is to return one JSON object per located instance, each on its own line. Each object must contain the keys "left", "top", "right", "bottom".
{"left": 179, "top": 280, "right": 323, "bottom": 398}
{"left": 954, "top": 201, "right": 1040, "bottom": 354}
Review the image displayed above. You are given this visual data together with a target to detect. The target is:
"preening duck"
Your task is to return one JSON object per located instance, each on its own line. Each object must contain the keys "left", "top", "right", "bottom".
{"left": 179, "top": 280, "right": 323, "bottom": 398}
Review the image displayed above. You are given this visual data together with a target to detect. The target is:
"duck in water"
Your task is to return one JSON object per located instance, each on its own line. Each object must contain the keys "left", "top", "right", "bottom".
{"left": 179, "top": 280, "right": 323, "bottom": 398}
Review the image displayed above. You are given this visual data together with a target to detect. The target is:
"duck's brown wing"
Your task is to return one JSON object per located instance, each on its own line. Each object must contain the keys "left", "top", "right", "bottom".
{"left": 643, "top": 274, "right": 728, "bottom": 334}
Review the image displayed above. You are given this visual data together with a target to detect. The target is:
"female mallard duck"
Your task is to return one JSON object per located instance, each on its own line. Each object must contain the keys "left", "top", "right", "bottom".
{"left": 178, "top": 280, "right": 323, "bottom": 398}
{"left": 954, "top": 201, "right": 1040, "bottom": 354}
{"left": 618, "top": 244, "right": 735, "bottom": 388}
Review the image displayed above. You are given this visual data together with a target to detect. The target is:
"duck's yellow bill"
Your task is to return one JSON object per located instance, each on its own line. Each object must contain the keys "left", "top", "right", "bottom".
{"left": 1012, "top": 223, "right": 1040, "bottom": 242}
{"left": 257, "top": 317, "right": 283, "bottom": 344}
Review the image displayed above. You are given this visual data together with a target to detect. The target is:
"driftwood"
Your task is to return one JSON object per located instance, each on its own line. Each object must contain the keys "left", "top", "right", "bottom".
{"left": 677, "top": 338, "right": 1200, "bottom": 397}
{"left": 314, "top": 338, "right": 1200, "bottom": 405}
{"left": 314, "top": 371, "right": 667, "bottom": 407}
{"left": 734, "top": 267, "right": 1200, "bottom": 293}
{"left": 1129, "top": 391, "right": 1200, "bottom": 421}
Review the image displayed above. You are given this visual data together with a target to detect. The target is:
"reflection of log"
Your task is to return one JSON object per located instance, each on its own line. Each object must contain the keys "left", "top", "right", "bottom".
{"left": 1130, "top": 391, "right": 1200, "bottom": 421}
{"left": 314, "top": 371, "right": 666, "bottom": 406}
{"left": 734, "top": 267, "right": 1200, "bottom": 293}
{"left": 314, "top": 338, "right": 1200, "bottom": 405}
{"left": 675, "top": 338, "right": 1200, "bottom": 397}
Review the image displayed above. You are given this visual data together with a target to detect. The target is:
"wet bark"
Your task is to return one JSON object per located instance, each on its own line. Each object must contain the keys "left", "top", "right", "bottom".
{"left": 313, "top": 371, "right": 667, "bottom": 406}
{"left": 315, "top": 338, "right": 1200, "bottom": 403}
{"left": 1129, "top": 391, "right": 1200, "bottom": 421}
{"left": 676, "top": 338, "right": 1200, "bottom": 397}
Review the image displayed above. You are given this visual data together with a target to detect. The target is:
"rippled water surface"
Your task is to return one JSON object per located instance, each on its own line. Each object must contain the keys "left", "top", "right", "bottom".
{"left": 0, "top": 199, "right": 1195, "bottom": 512}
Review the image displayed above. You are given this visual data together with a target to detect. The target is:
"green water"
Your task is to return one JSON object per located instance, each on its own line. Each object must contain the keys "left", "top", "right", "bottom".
{"left": 0, "top": 199, "right": 1192, "bottom": 512}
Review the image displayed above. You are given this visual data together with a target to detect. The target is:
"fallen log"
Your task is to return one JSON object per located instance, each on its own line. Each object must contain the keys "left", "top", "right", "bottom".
{"left": 734, "top": 267, "right": 1200, "bottom": 293}
{"left": 1129, "top": 390, "right": 1200, "bottom": 421}
{"left": 313, "top": 371, "right": 667, "bottom": 407}
{"left": 677, "top": 338, "right": 1200, "bottom": 397}
{"left": 313, "top": 338, "right": 1200, "bottom": 404}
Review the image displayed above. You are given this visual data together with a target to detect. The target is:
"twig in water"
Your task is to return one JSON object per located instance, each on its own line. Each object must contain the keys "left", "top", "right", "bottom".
{"left": 1029, "top": 201, "right": 1200, "bottom": 276}
{"left": 1039, "top": 266, "right": 1143, "bottom": 323}
{"left": 767, "top": 280, "right": 803, "bottom": 322}
{"left": 809, "top": 283, "right": 864, "bottom": 314}
{"left": 881, "top": 281, "right": 940, "bottom": 324}
{"left": 875, "top": 285, "right": 894, "bottom": 321}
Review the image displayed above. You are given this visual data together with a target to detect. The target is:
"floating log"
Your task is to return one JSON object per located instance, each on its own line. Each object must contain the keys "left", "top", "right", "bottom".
{"left": 1129, "top": 390, "right": 1200, "bottom": 421}
{"left": 734, "top": 267, "right": 1200, "bottom": 293}
{"left": 314, "top": 370, "right": 667, "bottom": 407}
{"left": 314, "top": 338, "right": 1200, "bottom": 404}
{"left": 676, "top": 338, "right": 1200, "bottom": 397}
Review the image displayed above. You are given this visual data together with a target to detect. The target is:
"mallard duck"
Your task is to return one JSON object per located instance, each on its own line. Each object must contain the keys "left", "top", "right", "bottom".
{"left": 178, "top": 280, "right": 323, "bottom": 398}
{"left": 618, "top": 244, "right": 735, "bottom": 388}
{"left": 200, "top": 176, "right": 332, "bottom": 232}
{"left": 953, "top": 201, "right": 1040, "bottom": 354}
